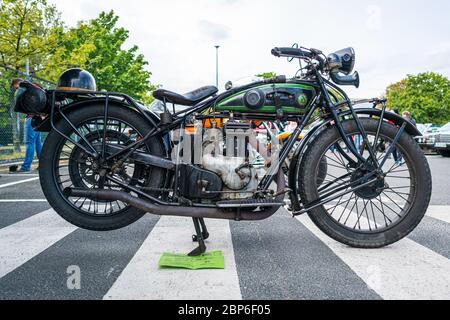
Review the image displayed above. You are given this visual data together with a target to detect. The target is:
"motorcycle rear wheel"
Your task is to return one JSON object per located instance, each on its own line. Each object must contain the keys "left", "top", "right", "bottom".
{"left": 39, "top": 104, "right": 166, "bottom": 231}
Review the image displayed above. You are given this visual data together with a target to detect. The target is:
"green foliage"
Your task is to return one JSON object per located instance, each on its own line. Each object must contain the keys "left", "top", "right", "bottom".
{"left": 0, "top": 3, "right": 156, "bottom": 104}
{"left": 0, "top": 2, "right": 157, "bottom": 150}
{"left": 0, "top": 0, "right": 62, "bottom": 149}
{"left": 0, "top": 0, "right": 63, "bottom": 69}
{"left": 41, "top": 11, "right": 155, "bottom": 103}
{"left": 386, "top": 72, "right": 450, "bottom": 125}
{"left": 256, "top": 72, "right": 277, "bottom": 80}
{"left": 0, "top": 0, "right": 62, "bottom": 102}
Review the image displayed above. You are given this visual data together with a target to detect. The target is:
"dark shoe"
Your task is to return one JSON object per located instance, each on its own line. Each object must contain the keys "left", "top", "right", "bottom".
{"left": 10, "top": 171, "right": 31, "bottom": 174}
{"left": 11, "top": 169, "right": 32, "bottom": 174}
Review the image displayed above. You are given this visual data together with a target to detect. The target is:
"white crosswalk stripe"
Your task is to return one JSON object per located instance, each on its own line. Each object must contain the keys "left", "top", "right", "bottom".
{"left": 0, "top": 209, "right": 78, "bottom": 279}
{"left": 427, "top": 206, "right": 450, "bottom": 224}
{"left": 296, "top": 213, "right": 450, "bottom": 300}
{"left": 0, "top": 199, "right": 48, "bottom": 203}
{"left": 0, "top": 177, "right": 39, "bottom": 189}
{"left": 104, "top": 216, "right": 242, "bottom": 300}
{"left": 0, "top": 204, "right": 449, "bottom": 299}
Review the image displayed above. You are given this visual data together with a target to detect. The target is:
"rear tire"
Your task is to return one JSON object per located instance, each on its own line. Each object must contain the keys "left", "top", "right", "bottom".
{"left": 296, "top": 118, "right": 432, "bottom": 248}
{"left": 40, "top": 104, "right": 166, "bottom": 231}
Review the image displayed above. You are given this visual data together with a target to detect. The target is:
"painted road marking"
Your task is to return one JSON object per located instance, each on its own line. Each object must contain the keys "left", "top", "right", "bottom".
{"left": 296, "top": 214, "right": 450, "bottom": 300}
{"left": 104, "top": 216, "right": 242, "bottom": 300}
{"left": 0, "top": 209, "right": 77, "bottom": 279}
{"left": 0, "top": 199, "right": 47, "bottom": 203}
{"left": 0, "top": 177, "right": 39, "bottom": 189}
{"left": 427, "top": 206, "right": 450, "bottom": 224}
{"left": 0, "top": 174, "right": 39, "bottom": 177}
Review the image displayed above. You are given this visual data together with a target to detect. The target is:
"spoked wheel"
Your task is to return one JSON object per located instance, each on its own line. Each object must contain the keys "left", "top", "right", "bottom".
{"left": 66, "top": 129, "right": 147, "bottom": 216}
{"left": 297, "top": 118, "right": 432, "bottom": 248}
{"left": 40, "top": 104, "right": 166, "bottom": 231}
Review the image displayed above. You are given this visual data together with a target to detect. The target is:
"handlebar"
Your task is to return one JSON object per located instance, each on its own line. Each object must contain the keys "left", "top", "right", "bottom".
{"left": 272, "top": 47, "right": 326, "bottom": 71}
{"left": 271, "top": 47, "right": 314, "bottom": 59}
{"left": 272, "top": 45, "right": 360, "bottom": 87}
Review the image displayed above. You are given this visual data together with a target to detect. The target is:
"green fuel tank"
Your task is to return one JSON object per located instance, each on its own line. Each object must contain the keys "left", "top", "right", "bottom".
{"left": 215, "top": 82, "right": 317, "bottom": 114}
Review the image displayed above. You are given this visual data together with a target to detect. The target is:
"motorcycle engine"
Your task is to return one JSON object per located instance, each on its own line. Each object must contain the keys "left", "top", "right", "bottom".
{"left": 201, "top": 121, "right": 266, "bottom": 200}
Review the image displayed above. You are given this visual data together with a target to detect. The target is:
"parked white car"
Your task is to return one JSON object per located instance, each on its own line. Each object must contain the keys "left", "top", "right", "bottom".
{"left": 433, "top": 122, "right": 450, "bottom": 157}
{"left": 416, "top": 124, "right": 439, "bottom": 153}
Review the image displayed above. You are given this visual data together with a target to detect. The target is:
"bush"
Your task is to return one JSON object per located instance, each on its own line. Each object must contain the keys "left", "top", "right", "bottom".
{"left": 386, "top": 72, "right": 450, "bottom": 125}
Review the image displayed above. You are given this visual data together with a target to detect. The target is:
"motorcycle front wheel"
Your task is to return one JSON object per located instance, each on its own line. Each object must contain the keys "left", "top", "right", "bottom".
{"left": 296, "top": 118, "right": 432, "bottom": 248}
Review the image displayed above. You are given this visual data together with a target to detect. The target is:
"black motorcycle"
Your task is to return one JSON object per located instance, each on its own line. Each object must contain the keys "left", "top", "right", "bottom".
{"left": 14, "top": 45, "right": 432, "bottom": 256}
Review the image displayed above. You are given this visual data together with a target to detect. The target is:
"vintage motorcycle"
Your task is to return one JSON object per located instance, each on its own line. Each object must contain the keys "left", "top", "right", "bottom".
{"left": 14, "top": 45, "right": 432, "bottom": 256}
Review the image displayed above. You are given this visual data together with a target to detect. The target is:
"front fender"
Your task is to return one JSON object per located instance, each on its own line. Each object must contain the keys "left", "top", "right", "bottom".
{"left": 287, "top": 108, "right": 421, "bottom": 210}
{"left": 342, "top": 108, "right": 421, "bottom": 137}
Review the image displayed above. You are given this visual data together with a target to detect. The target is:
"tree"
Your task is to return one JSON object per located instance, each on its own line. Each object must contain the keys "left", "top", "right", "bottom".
{"left": 42, "top": 11, "right": 156, "bottom": 104}
{"left": 386, "top": 72, "right": 450, "bottom": 125}
{"left": 0, "top": 0, "right": 62, "bottom": 151}
{"left": 0, "top": 0, "right": 62, "bottom": 71}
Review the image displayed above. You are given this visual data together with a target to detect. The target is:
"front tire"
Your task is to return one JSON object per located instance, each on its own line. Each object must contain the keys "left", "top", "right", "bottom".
{"left": 296, "top": 118, "right": 432, "bottom": 248}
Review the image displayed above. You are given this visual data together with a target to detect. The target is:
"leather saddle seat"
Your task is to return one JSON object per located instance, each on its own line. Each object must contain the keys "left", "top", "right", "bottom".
{"left": 153, "top": 86, "right": 218, "bottom": 106}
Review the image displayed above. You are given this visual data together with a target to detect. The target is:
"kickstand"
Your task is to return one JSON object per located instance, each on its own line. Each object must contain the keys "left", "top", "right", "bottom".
{"left": 188, "top": 218, "right": 207, "bottom": 257}
{"left": 192, "top": 218, "right": 210, "bottom": 242}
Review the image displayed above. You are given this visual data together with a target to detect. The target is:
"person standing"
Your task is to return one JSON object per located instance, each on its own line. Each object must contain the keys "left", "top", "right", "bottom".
{"left": 11, "top": 78, "right": 43, "bottom": 173}
{"left": 391, "top": 108, "right": 403, "bottom": 165}
{"left": 402, "top": 111, "right": 417, "bottom": 127}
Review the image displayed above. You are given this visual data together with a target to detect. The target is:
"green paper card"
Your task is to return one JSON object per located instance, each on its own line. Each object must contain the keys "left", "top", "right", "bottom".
{"left": 159, "top": 251, "right": 225, "bottom": 270}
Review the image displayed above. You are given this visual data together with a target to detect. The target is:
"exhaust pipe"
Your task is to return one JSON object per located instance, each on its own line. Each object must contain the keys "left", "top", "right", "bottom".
{"left": 64, "top": 172, "right": 286, "bottom": 221}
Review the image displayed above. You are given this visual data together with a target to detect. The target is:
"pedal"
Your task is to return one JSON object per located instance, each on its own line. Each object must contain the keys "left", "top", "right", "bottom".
{"left": 216, "top": 199, "right": 285, "bottom": 209}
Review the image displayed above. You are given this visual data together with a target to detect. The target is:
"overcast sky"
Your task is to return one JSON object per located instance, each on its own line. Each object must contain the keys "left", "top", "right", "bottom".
{"left": 48, "top": 0, "right": 450, "bottom": 98}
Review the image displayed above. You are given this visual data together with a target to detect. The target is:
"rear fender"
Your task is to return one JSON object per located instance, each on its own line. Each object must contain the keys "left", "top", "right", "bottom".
{"left": 33, "top": 97, "right": 161, "bottom": 133}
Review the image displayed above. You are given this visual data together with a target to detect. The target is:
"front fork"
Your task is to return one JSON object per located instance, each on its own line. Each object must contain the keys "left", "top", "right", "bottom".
{"left": 289, "top": 74, "right": 407, "bottom": 215}
{"left": 318, "top": 73, "right": 391, "bottom": 172}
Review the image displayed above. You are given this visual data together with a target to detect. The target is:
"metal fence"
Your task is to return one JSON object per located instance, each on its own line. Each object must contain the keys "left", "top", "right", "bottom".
{"left": 0, "top": 65, "right": 55, "bottom": 164}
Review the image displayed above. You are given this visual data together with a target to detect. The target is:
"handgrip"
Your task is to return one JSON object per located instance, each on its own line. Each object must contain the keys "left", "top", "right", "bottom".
{"left": 271, "top": 47, "right": 312, "bottom": 59}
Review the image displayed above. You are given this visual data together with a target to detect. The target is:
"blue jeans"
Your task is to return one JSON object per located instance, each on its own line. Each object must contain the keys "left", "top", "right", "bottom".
{"left": 354, "top": 135, "right": 362, "bottom": 154}
{"left": 21, "top": 118, "right": 42, "bottom": 171}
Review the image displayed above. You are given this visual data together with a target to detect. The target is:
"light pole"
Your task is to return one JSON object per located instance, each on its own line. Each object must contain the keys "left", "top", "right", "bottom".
{"left": 215, "top": 45, "right": 220, "bottom": 88}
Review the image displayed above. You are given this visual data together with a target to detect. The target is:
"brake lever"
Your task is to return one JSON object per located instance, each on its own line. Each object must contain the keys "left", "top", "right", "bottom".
{"left": 310, "top": 48, "right": 323, "bottom": 55}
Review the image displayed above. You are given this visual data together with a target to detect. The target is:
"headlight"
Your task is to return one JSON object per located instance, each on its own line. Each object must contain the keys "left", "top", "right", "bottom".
{"left": 327, "top": 47, "right": 355, "bottom": 75}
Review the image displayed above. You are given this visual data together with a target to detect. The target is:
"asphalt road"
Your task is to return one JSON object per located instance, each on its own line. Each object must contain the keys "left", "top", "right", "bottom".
{"left": 0, "top": 155, "right": 449, "bottom": 300}
{"left": 428, "top": 156, "right": 450, "bottom": 205}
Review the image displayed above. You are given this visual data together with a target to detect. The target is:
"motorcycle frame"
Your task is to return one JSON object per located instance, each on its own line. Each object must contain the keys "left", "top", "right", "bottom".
{"left": 47, "top": 68, "right": 411, "bottom": 213}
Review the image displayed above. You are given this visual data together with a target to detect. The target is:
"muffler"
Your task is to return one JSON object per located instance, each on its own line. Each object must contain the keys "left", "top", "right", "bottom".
{"left": 63, "top": 171, "right": 286, "bottom": 221}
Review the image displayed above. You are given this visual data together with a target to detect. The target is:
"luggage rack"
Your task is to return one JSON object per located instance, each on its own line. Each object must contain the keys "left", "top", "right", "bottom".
{"left": 47, "top": 90, "right": 159, "bottom": 158}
